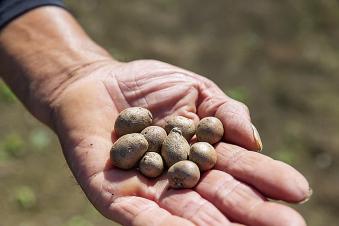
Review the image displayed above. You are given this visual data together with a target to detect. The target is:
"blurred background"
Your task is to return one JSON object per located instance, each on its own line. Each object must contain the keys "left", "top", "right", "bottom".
{"left": 0, "top": 0, "right": 338, "bottom": 225}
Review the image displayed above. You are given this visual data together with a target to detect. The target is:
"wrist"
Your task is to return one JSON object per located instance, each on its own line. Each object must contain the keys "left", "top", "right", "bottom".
{"left": 0, "top": 6, "right": 118, "bottom": 127}
{"left": 30, "top": 54, "right": 115, "bottom": 127}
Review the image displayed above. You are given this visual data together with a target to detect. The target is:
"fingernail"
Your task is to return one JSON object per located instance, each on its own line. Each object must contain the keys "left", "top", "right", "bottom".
{"left": 297, "top": 187, "right": 313, "bottom": 204}
{"left": 251, "top": 124, "right": 263, "bottom": 152}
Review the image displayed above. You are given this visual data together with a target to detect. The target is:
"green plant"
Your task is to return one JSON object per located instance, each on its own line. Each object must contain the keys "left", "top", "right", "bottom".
{"left": 0, "top": 133, "right": 25, "bottom": 160}
{"left": 15, "top": 186, "right": 36, "bottom": 209}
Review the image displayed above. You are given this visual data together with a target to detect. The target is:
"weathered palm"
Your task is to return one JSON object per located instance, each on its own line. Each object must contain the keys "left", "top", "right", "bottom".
{"left": 53, "top": 60, "right": 310, "bottom": 226}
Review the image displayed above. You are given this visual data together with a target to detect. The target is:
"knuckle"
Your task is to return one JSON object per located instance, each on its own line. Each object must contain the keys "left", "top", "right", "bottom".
{"left": 223, "top": 146, "right": 248, "bottom": 170}
{"left": 215, "top": 178, "right": 241, "bottom": 207}
{"left": 184, "top": 199, "right": 209, "bottom": 221}
{"left": 236, "top": 100, "right": 250, "bottom": 113}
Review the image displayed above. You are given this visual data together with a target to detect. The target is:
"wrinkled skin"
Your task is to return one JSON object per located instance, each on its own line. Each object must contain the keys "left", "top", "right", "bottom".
{"left": 52, "top": 59, "right": 310, "bottom": 226}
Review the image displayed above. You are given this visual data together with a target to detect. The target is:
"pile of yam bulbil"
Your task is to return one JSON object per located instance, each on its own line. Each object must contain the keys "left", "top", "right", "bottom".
{"left": 110, "top": 107, "right": 224, "bottom": 189}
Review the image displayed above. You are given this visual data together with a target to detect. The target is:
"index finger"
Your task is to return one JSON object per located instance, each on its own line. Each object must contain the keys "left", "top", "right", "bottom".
{"left": 196, "top": 78, "right": 262, "bottom": 151}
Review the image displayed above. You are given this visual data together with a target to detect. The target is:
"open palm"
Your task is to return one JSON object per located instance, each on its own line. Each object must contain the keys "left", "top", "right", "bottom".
{"left": 52, "top": 59, "right": 310, "bottom": 226}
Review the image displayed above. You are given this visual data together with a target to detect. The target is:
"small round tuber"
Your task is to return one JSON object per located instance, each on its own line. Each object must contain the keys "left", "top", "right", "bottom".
{"left": 196, "top": 117, "right": 224, "bottom": 144}
{"left": 114, "top": 107, "right": 153, "bottom": 137}
{"left": 110, "top": 133, "right": 148, "bottom": 169}
{"left": 141, "top": 126, "right": 167, "bottom": 153}
{"left": 164, "top": 116, "right": 196, "bottom": 141}
{"left": 161, "top": 128, "right": 190, "bottom": 167}
{"left": 189, "top": 142, "right": 217, "bottom": 171}
{"left": 139, "top": 152, "right": 164, "bottom": 178}
{"left": 168, "top": 160, "right": 200, "bottom": 189}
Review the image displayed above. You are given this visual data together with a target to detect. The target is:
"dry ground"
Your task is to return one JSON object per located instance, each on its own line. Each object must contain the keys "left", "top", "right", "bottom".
{"left": 1, "top": 1, "right": 338, "bottom": 225}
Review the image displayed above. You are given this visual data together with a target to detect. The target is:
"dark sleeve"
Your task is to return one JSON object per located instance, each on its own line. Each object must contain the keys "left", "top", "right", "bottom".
{"left": 0, "top": 0, "right": 64, "bottom": 30}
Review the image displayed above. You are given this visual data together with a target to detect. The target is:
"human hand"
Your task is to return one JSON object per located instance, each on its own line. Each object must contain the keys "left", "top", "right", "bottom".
{"left": 51, "top": 59, "right": 311, "bottom": 226}
{"left": 0, "top": 7, "right": 311, "bottom": 226}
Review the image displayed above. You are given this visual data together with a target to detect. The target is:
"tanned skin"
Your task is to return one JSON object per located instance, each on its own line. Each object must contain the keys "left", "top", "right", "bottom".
{"left": 0, "top": 7, "right": 311, "bottom": 226}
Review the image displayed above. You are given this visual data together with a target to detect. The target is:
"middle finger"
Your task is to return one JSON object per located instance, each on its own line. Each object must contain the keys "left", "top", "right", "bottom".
{"left": 214, "top": 143, "right": 311, "bottom": 202}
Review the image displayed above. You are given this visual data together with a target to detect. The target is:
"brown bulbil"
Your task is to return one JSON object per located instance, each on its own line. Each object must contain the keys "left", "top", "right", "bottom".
{"left": 196, "top": 117, "right": 224, "bottom": 144}
{"left": 165, "top": 116, "right": 196, "bottom": 141}
{"left": 168, "top": 160, "right": 200, "bottom": 189}
{"left": 110, "top": 133, "right": 148, "bottom": 169}
{"left": 161, "top": 128, "right": 190, "bottom": 167}
{"left": 189, "top": 142, "right": 217, "bottom": 171}
{"left": 139, "top": 152, "right": 164, "bottom": 178}
{"left": 114, "top": 107, "right": 153, "bottom": 137}
{"left": 141, "top": 126, "right": 167, "bottom": 153}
